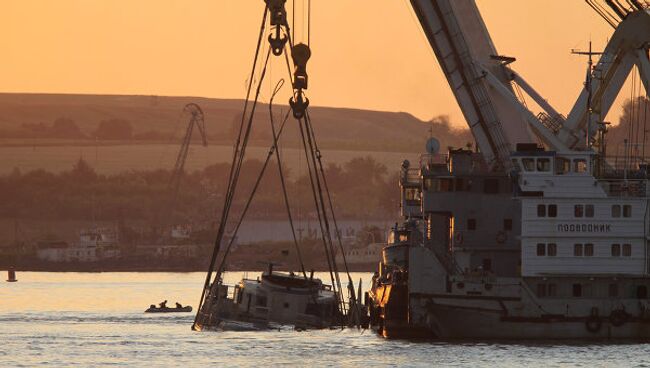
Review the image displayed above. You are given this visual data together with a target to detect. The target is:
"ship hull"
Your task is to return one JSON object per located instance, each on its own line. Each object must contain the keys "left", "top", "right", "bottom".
{"left": 425, "top": 302, "right": 650, "bottom": 340}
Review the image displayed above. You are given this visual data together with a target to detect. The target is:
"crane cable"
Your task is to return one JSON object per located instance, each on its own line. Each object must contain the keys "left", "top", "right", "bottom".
{"left": 268, "top": 80, "right": 308, "bottom": 278}
{"left": 281, "top": 25, "right": 357, "bottom": 320}
{"left": 193, "top": 7, "right": 269, "bottom": 330}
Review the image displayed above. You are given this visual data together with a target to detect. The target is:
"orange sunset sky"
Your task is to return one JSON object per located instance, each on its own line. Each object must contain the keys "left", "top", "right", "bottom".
{"left": 0, "top": 1, "right": 636, "bottom": 128}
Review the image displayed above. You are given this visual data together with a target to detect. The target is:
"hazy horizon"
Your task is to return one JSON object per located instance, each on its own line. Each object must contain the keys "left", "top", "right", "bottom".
{"left": 1, "top": 0, "right": 638, "bottom": 128}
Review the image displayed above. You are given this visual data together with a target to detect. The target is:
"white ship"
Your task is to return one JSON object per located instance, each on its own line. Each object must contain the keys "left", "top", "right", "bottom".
{"left": 36, "top": 227, "right": 121, "bottom": 263}
{"left": 368, "top": 0, "right": 650, "bottom": 339}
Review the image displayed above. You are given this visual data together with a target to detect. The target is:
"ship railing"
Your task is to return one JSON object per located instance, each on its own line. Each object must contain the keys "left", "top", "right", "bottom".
{"left": 537, "top": 112, "right": 565, "bottom": 134}
{"left": 599, "top": 179, "right": 649, "bottom": 197}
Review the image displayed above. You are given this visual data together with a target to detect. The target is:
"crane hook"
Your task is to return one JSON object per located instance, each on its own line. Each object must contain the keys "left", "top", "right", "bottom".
{"left": 266, "top": 0, "right": 288, "bottom": 56}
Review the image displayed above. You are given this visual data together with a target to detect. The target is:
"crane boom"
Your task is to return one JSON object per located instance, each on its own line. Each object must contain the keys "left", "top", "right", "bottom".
{"left": 168, "top": 103, "right": 208, "bottom": 223}
{"left": 408, "top": 0, "right": 571, "bottom": 168}
{"left": 560, "top": 8, "right": 650, "bottom": 148}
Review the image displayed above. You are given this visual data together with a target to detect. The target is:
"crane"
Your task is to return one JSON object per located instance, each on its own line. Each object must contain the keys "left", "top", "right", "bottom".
{"left": 408, "top": 0, "right": 649, "bottom": 169}
{"left": 167, "top": 103, "right": 208, "bottom": 229}
{"left": 560, "top": 2, "right": 650, "bottom": 149}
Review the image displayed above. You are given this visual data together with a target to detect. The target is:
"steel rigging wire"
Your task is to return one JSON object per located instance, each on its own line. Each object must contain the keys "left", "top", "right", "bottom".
{"left": 193, "top": 7, "right": 269, "bottom": 330}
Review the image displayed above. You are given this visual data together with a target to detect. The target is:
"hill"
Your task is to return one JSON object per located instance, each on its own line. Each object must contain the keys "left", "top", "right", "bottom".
{"left": 0, "top": 93, "right": 472, "bottom": 152}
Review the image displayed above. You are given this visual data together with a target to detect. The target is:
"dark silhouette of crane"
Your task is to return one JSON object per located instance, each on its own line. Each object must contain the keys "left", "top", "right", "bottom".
{"left": 167, "top": 103, "right": 208, "bottom": 233}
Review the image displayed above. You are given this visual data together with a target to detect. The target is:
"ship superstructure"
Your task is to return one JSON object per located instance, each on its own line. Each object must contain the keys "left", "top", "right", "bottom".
{"left": 369, "top": 0, "right": 650, "bottom": 339}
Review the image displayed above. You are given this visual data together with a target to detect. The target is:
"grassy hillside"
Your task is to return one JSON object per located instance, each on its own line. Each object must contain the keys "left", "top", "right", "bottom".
{"left": 0, "top": 93, "right": 472, "bottom": 152}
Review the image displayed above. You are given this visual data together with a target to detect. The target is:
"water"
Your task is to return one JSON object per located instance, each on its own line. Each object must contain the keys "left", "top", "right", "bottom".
{"left": 2, "top": 272, "right": 650, "bottom": 367}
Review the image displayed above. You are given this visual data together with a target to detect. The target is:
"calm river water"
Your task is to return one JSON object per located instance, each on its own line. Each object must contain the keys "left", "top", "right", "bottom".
{"left": 2, "top": 272, "right": 650, "bottom": 367}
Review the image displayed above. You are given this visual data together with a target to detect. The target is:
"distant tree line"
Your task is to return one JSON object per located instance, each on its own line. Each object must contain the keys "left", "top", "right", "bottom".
{"left": 0, "top": 155, "right": 400, "bottom": 225}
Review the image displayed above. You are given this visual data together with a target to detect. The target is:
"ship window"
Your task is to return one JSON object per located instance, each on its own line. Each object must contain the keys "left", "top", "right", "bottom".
{"left": 283, "top": 302, "right": 290, "bottom": 308}
{"left": 405, "top": 188, "right": 421, "bottom": 203}
{"left": 585, "top": 204, "right": 594, "bottom": 218}
{"left": 537, "top": 158, "right": 551, "bottom": 172}
{"left": 537, "top": 204, "right": 546, "bottom": 217}
{"left": 536, "top": 284, "right": 546, "bottom": 297}
{"left": 484, "top": 178, "right": 499, "bottom": 194}
{"left": 536, "top": 243, "right": 546, "bottom": 256}
{"left": 455, "top": 178, "right": 465, "bottom": 191}
{"left": 556, "top": 158, "right": 570, "bottom": 174}
{"left": 548, "top": 204, "right": 557, "bottom": 218}
{"left": 638, "top": 286, "right": 648, "bottom": 299}
{"left": 623, "top": 244, "right": 632, "bottom": 257}
{"left": 522, "top": 158, "right": 535, "bottom": 172}
{"left": 611, "top": 244, "right": 621, "bottom": 257}
{"left": 467, "top": 218, "right": 476, "bottom": 230}
{"left": 439, "top": 178, "right": 453, "bottom": 192}
{"left": 612, "top": 205, "right": 621, "bottom": 218}
{"left": 608, "top": 284, "right": 618, "bottom": 297}
{"left": 255, "top": 294, "right": 267, "bottom": 307}
{"left": 623, "top": 205, "right": 632, "bottom": 218}
{"left": 548, "top": 284, "right": 557, "bottom": 297}
{"left": 574, "top": 159, "right": 588, "bottom": 173}
{"left": 574, "top": 205, "right": 584, "bottom": 218}
{"left": 547, "top": 243, "right": 557, "bottom": 256}
{"left": 584, "top": 243, "right": 594, "bottom": 257}
{"left": 572, "top": 284, "right": 582, "bottom": 297}
{"left": 503, "top": 219, "right": 512, "bottom": 231}
{"left": 574, "top": 244, "right": 583, "bottom": 257}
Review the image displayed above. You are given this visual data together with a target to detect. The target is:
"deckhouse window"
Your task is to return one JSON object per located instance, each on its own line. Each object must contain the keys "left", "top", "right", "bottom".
{"left": 612, "top": 205, "right": 621, "bottom": 217}
{"left": 548, "top": 205, "right": 557, "bottom": 218}
{"left": 609, "top": 284, "right": 619, "bottom": 297}
{"left": 405, "top": 188, "right": 421, "bottom": 202}
{"left": 574, "top": 159, "right": 588, "bottom": 173}
{"left": 537, "top": 158, "right": 551, "bottom": 172}
{"left": 574, "top": 205, "right": 584, "bottom": 218}
{"left": 623, "top": 244, "right": 632, "bottom": 257}
{"left": 585, "top": 205, "right": 594, "bottom": 218}
{"left": 439, "top": 179, "right": 453, "bottom": 192}
{"left": 584, "top": 243, "right": 594, "bottom": 257}
{"left": 611, "top": 244, "right": 621, "bottom": 257}
{"left": 537, "top": 204, "right": 546, "bottom": 217}
{"left": 522, "top": 158, "right": 535, "bottom": 172}
{"left": 467, "top": 218, "right": 476, "bottom": 230}
{"left": 623, "top": 205, "right": 632, "bottom": 218}
{"left": 572, "top": 284, "right": 582, "bottom": 297}
{"left": 537, "top": 243, "right": 555, "bottom": 256}
{"left": 503, "top": 219, "right": 513, "bottom": 231}
{"left": 574, "top": 244, "right": 583, "bottom": 256}
{"left": 555, "top": 158, "right": 570, "bottom": 175}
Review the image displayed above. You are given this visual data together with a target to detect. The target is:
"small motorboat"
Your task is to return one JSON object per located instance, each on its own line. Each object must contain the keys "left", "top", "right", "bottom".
{"left": 145, "top": 304, "right": 192, "bottom": 313}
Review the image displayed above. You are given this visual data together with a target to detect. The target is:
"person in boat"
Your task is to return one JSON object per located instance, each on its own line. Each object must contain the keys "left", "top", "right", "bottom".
{"left": 159, "top": 300, "right": 168, "bottom": 308}
{"left": 149, "top": 304, "right": 156, "bottom": 309}
{"left": 175, "top": 302, "right": 183, "bottom": 308}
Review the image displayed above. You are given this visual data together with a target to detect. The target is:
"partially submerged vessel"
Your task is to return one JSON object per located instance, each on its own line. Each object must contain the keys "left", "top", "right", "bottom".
{"left": 192, "top": 0, "right": 362, "bottom": 332}
{"left": 194, "top": 267, "right": 340, "bottom": 331}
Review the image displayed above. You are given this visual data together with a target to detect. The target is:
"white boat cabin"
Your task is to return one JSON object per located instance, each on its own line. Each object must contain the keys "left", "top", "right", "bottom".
{"left": 517, "top": 150, "right": 650, "bottom": 277}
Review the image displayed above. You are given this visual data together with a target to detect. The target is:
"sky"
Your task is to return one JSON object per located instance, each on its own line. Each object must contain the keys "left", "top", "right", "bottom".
{"left": 0, "top": 1, "right": 635, "bottom": 127}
